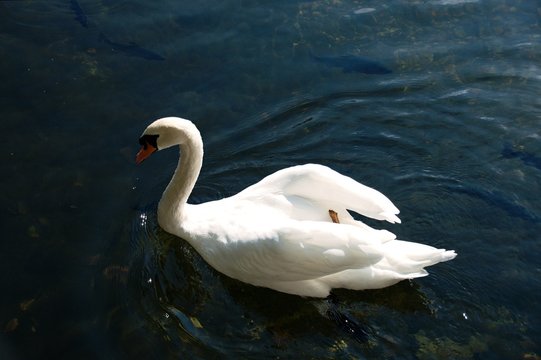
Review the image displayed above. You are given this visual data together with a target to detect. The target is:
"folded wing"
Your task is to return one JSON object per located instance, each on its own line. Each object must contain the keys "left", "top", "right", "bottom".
{"left": 243, "top": 163, "right": 401, "bottom": 223}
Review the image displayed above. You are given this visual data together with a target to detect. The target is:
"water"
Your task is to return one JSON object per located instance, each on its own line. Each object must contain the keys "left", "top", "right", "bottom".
{"left": 1, "top": 0, "right": 540, "bottom": 358}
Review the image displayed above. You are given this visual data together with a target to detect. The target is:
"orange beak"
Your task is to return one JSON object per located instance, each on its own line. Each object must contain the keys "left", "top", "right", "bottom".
{"left": 136, "top": 144, "right": 157, "bottom": 164}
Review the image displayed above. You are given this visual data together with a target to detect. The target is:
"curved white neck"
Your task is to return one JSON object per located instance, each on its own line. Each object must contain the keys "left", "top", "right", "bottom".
{"left": 157, "top": 127, "right": 203, "bottom": 233}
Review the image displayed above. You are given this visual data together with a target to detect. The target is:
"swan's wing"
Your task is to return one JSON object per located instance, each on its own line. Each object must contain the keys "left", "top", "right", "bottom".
{"left": 214, "top": 220, "right": 388, "bottom": 283}
{"left": 185, "top": 198, "right": 394, "bottom": 283}
{"left": 241, "top": 164, "right": 401, "bottom": 223}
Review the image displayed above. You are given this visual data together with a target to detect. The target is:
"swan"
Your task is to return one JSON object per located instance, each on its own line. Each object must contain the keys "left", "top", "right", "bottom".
{"left": 136, "top": 117, "right": 456, "bottom": 297}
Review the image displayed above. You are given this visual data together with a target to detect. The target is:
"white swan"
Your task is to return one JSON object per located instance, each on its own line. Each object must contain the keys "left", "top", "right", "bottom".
{"left": 136, "top": 117, "right": 456, "bottom": 297}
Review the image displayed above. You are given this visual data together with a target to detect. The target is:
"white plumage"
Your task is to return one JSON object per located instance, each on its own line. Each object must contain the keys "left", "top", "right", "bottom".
{"left": 136, "top": 117, "right": 456, "bottom": 297}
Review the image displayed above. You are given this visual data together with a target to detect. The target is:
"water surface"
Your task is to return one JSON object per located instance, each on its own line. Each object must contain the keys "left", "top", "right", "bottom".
{"left": 1, "top": 0, "right": 540, "bottom": 358}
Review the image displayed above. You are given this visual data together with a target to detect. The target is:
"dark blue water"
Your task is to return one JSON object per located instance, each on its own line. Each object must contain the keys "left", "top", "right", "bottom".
{"left": 1, "top": 0, "right": 540, "bottom": 358}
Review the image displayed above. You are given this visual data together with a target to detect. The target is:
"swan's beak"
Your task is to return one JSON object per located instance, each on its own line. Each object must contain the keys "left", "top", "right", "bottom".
{"left": 136, "top": 144, "right": 157, "bottom": 164}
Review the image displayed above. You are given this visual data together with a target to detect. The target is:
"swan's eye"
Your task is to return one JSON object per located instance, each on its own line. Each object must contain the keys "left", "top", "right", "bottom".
{"left": 139, "top": 134, "right": 159, "bottom": 150}
{"left": 136, "top": 134, "right": 160, "bottom": 164}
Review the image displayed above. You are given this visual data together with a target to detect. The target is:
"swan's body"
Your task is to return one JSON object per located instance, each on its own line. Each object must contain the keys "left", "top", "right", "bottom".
{"left": 137, "top": 117, "right": 456, "bottom": 297}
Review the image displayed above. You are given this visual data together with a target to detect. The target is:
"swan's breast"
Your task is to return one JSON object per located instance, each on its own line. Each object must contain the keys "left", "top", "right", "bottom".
{"left": 179, "top": 200, "right": 289, "bottom": 279}
{"left": 181, "top": 198, "right": 286, "bottom": 244}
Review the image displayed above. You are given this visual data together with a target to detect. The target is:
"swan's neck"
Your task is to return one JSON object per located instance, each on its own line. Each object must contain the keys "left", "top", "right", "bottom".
{"left": 157, "top": 130, "right": 203, "bottom": 233}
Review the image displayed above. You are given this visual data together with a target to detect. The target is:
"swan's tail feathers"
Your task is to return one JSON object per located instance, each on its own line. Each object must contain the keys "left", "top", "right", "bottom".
{"left": 440, "top": 249, "right": 457, "bottom": 262}
{"left": 383, "top": 240, "right": 457, "bottom": 276}
{"left": 398, "top": 249, "right": 455, "bottom": 280}
{"left": 318, "top": 242, "right": 456, "bottom": 292}
{"left": 403, "top": 269, "right": 429, "bottom": 279}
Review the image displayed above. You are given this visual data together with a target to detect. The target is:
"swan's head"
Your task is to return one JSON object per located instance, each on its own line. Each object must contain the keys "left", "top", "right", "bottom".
{"left": 136, "top": 117, "right": 201, "bottom": 164}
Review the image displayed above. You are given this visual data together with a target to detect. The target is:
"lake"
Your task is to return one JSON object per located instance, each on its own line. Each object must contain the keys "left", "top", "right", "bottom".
{"left": 1, "top": 0, "right": 540, "bottom": 358}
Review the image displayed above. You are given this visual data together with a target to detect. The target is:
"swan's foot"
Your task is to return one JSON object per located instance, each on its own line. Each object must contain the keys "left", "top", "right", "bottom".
{"left": 325, "top": 294, "right": 369, "bottom": 343}
{"left": 329, "top": 210, "right": 340, "bottom": 224}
